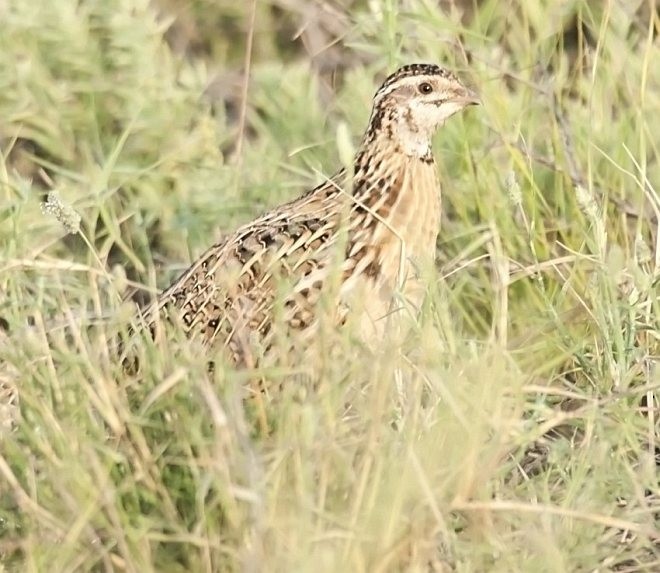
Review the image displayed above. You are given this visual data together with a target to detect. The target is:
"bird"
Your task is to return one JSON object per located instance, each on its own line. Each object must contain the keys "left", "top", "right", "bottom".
{"left": 136, "top": 63, "right": 479, "bottom": 368}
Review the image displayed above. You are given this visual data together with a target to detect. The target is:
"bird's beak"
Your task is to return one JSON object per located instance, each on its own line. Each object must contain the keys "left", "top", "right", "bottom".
{"left": 452, "top": 86, "right": 481, "bottom": 107}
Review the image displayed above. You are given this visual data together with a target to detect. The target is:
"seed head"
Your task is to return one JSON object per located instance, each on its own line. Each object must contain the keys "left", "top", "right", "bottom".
{"left": 41, "top": 191, "right": 81, "bottom": 234}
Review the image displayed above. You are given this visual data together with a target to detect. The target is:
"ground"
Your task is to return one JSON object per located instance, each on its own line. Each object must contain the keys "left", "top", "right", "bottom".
{"left": 0, "top": 0, "right": 658, "bottom": 571}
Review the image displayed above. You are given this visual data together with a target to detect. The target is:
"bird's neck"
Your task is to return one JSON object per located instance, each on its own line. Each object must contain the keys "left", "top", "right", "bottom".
{"left": 349, "top": 119, "right": 442, "bottom": 271}
{"left": 352, "top": 116, "right": 436, "bottom": 201}
{"left": 350, "top": 116, "right": 439, "bottom": 226}
{"left": 359, "top": 105, "right": 435, "bottom": 162}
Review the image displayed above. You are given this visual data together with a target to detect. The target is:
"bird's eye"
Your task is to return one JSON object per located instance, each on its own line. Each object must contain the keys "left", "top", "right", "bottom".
{"left": 418, "top": 82, "right": 433, "bottom": 94}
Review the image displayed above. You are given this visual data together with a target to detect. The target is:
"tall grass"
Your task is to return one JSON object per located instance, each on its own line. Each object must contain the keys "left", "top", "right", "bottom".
{"left": 1, "top": 0, "right": 658, "bottom": 571}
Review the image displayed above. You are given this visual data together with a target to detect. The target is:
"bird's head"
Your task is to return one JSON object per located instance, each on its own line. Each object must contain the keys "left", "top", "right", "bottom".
{"left": 366, "top": 63, "right": 480, "bottom": 157}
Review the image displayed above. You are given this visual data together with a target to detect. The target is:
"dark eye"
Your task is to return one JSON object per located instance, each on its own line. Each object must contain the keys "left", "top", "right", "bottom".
{"left": 418, "top": 82, "right": 433, "bottom": 94}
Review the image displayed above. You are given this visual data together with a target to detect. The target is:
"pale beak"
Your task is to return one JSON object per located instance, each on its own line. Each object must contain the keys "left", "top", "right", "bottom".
{"left": 452, "top": 86, "right": 481, "bottom": 107}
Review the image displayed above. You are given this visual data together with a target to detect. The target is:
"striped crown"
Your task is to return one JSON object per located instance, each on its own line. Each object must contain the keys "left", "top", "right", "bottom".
{"left": 377, "top": 63, "right": 456, "bottom": 94}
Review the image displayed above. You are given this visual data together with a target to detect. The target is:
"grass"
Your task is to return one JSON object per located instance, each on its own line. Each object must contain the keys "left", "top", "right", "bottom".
{"left": 0, "top": 0, "right": 658, "bottom": 571}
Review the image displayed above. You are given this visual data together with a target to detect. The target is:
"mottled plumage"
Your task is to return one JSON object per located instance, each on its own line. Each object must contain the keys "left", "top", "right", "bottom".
{"left": 139, "top": 63, "right": 479, "bottom": 365}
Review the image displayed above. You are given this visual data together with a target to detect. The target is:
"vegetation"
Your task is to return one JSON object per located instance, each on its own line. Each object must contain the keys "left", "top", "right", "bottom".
{"left": 1, "top": 0, "right": 658, "bottom": 570}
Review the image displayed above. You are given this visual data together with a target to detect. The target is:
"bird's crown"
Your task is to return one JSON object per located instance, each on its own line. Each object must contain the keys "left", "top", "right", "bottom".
{"left": 377, "top": 63, "right": 457, "bottom": 94}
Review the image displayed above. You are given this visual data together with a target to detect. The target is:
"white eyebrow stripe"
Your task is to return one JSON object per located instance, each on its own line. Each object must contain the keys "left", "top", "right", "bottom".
{"left": 374, "top": 74, "right": 447, "bottom": 103}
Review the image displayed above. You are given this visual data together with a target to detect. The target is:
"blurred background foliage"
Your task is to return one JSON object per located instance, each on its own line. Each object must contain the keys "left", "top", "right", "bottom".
{"left": 0, "top": 0, "right": 658, "bottom": 571}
